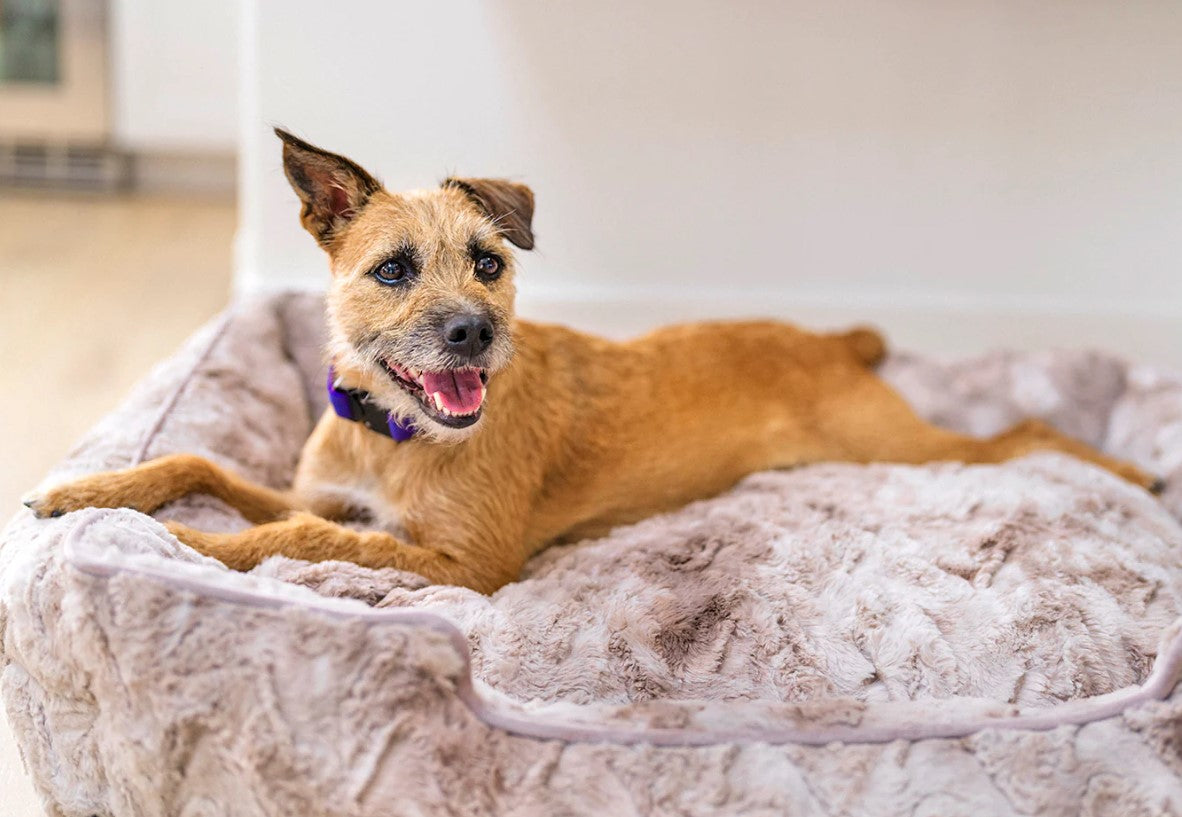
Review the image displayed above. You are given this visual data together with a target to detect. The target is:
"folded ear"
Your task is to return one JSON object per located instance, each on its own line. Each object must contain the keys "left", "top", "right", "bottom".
{"left": 442, "top": 177, "right": 535, "bottom": 250}
{"left": 274, "top": 128, "right": 382, "bottom": 247}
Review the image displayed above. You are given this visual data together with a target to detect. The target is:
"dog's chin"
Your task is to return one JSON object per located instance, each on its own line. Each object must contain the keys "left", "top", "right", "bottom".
{"left": 379, "top": 359, "right": 489, "bottom": 434}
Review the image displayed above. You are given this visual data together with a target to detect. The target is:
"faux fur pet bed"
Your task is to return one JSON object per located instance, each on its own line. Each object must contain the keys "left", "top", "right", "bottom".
{"left": 3, "top": 293, "right": 1182, "bottom": 816}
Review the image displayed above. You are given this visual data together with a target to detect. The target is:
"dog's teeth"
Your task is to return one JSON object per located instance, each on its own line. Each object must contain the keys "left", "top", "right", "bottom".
{"left": 480, "top": 386, "right": 487, "bottom": 402}
{"left": 432, "top": 392, "right": 445, "bottom": 411}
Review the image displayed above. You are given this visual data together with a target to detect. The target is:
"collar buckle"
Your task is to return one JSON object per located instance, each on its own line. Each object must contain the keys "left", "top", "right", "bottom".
{"left": 326, "top": 366, "right": 416, "bottom": 442}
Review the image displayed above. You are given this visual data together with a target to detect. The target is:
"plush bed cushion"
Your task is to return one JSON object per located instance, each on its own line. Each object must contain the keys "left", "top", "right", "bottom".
{"left": 5, "top": 292, "right": 1182, "bottom": 816}
{"left": 26, "top": 294, "right": 1182, "bottom": 708}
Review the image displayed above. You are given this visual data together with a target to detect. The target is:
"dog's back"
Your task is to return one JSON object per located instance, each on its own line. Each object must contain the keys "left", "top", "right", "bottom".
{"left": 499, "top": 319, "right": 888, "bottom": 545}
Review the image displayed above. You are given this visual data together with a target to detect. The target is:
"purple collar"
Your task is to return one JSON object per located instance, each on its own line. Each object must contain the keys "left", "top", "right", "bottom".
{"left": 326, "top": 365, "right": 416, "bottom": 442}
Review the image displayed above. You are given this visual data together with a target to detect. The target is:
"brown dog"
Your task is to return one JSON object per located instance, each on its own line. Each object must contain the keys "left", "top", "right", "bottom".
{"left": 25, "top": 129, "right": 1162, "bottom": 593}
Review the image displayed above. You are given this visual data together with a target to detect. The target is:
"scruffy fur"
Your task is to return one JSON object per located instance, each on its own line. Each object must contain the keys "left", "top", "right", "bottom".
{"left": 26, "top": 130, "right": 1162, "bottom": 593}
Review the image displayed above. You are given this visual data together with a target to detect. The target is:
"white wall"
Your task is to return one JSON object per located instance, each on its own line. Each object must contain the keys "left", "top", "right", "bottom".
{"left": 109, "top": 0, "right": 238, "bottom": 151}
{"left": 236, "top": 1, "right": 1182, "bottom": 364}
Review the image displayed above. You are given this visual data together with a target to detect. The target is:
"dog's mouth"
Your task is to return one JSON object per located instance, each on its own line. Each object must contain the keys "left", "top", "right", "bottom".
{"left": 380, "top": 359, "right": 489, "bottom": 429}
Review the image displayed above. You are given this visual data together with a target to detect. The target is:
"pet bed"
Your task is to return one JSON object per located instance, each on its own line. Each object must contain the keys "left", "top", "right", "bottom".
{"left": 3, "top": 293, "right": 1182, "bottom": 816}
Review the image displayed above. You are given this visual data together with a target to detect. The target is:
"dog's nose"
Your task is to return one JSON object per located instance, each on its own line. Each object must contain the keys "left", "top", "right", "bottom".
{"left": 442, "top": 314, "right": 494, "bottom": 358}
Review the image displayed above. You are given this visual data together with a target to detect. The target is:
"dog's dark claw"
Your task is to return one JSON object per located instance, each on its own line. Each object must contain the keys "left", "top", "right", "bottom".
{"left": 22, "top": 499, "right": 35, "bottom": 509}
{"left": 1150, "top": 478, "right": 1167, "bottom": 496}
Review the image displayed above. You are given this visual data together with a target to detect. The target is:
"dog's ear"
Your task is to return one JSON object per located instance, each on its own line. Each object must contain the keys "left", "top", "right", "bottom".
{"left": 274, "top": 128, "right": 383, "bottom": 247}
{"left": 442, "top": 177, "right": 535, "bottom": 250}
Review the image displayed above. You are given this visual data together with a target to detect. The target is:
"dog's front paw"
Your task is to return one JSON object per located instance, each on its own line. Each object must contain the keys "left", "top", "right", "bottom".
{"left": 23, "top": 483, "right": 116, "bottom": 519}
{"left": 21, "top": 492, "right": 65, "bottom": 518}
{"left": 164, "top": 521, "right": 242, "bottom": 569}
{"left": 164, "top": 520, "right": 218, "bottom": 560}
{"left": 23, "top": 473, "right": 148, "bottom": 519}
{"left": 1106, "top": 461, "right": 1165, "bottom": 496}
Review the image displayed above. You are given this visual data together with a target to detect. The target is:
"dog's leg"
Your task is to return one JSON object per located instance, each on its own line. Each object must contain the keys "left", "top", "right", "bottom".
{"left": 25, "top": 454, "right": 296, "bottom": 523}
{"left": 801, "top": 376, "right": 1163, "bottom": 493}
{"left": 165, "top": 513, "right": 517, "bottom": 593}
{"left": 901, "top": 418, "right": 1159, "bottom": 491}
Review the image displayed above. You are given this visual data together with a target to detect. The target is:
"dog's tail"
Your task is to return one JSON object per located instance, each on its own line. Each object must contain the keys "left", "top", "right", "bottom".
{"left": 840, "top": 326, "right": 888, "bottom": 368}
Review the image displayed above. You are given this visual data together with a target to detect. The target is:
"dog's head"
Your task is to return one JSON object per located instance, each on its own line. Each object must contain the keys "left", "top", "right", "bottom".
{"left": 275, "top": 129, "right": 534, "bottom": 442}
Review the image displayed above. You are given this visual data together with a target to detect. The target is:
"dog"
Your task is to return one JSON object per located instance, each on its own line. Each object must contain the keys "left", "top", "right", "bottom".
{"left": 24, "top": 129, "right": 1163, "bottom": 593}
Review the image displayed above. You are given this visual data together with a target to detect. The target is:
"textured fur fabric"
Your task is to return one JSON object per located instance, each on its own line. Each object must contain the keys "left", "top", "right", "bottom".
{"left": 3, "top": 293, "right": 1182, "bottom": 816}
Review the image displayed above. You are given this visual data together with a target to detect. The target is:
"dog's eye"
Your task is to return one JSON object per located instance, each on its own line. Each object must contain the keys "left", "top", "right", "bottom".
{"left": 474, "top": 254, "right": 502, "bottom": 282}
{"left": 372, "top": 259, "right": 409, "bottom": 286}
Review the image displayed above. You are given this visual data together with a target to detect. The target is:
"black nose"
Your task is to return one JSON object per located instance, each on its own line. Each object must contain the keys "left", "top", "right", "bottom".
{"left": 442, "top": 314, "right": 494, "bottom": 358}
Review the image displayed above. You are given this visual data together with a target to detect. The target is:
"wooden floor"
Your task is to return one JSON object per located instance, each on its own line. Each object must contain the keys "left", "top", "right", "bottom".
{"left": 0, "top": 191, "right": 235, "bottom": 816}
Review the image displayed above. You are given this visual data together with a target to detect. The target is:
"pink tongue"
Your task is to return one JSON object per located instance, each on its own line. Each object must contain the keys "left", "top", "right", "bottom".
{"left": 421, "top": 369, "right": 484, "bottom": 414}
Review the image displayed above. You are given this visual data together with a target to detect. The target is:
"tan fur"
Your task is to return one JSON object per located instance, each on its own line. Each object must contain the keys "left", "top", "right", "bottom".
{"left": 28, "top": 132, "right": 1162, "bottom": 593}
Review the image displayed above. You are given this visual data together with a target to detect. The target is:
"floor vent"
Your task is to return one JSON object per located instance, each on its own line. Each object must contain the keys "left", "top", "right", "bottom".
{"left": 0, "top": 142, "right": 131, "bottom": 190}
